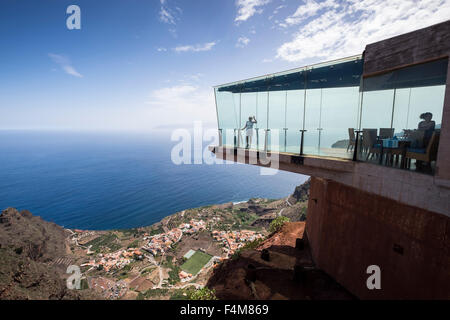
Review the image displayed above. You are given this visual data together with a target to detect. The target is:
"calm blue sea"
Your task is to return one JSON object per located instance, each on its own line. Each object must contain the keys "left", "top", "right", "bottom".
{"left": 0, "top": 131, "right": 307, "bottom": 230}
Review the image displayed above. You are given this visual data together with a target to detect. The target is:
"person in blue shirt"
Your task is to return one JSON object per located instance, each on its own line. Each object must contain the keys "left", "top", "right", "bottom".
{"left": 242, "top": 116, "right": 257, "bottom": 149}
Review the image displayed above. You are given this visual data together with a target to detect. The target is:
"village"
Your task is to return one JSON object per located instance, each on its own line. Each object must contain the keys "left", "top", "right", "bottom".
{"left": 65, "top": 197, "right": 298, "bottom": 300}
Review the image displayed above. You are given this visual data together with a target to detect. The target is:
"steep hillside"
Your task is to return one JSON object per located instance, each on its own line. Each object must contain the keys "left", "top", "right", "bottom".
{"left": 207, "top": 221, "right": 355, "bottom": 300}
{"left": 0, "top": 208, "right": 98, "bottom": 300}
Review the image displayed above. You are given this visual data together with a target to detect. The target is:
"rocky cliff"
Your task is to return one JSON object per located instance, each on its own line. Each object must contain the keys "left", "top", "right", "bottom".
{"left": 206, "top": 221, "right": 354, "bottom": 300}
{"left": 0, "top": 208, "right": 98, "bottom": 300}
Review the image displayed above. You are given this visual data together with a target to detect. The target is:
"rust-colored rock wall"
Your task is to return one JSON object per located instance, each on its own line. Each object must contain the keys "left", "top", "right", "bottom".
{"left": 306, "top": 177, "right": 450, "bottom": 299}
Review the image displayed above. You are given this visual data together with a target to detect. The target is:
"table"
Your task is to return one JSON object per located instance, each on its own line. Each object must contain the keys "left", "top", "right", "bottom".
{"left": 379, "top": 139, "right": 411, "bottom": 169}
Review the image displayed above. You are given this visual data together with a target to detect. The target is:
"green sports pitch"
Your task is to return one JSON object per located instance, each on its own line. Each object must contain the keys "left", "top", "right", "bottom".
{"left": 181, "top": 251, "right": 212, "bottom": 275}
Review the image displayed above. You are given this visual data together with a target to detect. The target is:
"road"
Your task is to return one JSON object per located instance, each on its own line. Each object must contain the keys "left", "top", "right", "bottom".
{"left": 145, "top": 254, "right": 164, "bottom": 289}
{"left": 277, "top": 197, "right": 293, "bottom": 217}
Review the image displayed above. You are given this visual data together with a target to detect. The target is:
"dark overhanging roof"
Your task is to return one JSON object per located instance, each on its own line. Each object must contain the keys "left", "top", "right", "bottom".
{"left": 217, "top": 58, "right": 364, "bottom": 93}
{"left": 362, "top": 57, "right": 449, "bottom": 91}
{"left": 216, "top": 56, "right": 448, "bottom": 94}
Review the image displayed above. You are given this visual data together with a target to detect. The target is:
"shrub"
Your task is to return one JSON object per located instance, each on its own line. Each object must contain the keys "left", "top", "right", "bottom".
{"left": 231, "top": 238, "right": 265, "bottom": 259}
{"left": 269, "top": 216, "right": 290, "bottom": 233}
{"left": 127, "top": 240, "right": 139, "bottom": 249}
{"left": 188, "top": 287, "right": 217, "bottom": 300}
{"left": 136, "top": 292, "right": 145, "bottom": 300}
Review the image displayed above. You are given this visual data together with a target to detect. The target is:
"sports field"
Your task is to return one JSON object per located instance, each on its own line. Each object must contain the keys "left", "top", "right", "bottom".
{"left": 181, "top": 250, "right": 212, "bottom": 275}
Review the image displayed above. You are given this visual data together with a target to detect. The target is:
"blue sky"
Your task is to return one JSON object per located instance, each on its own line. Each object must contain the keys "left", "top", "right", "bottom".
{"left": 1, "top": 0, "right": 449, "bottom": 131}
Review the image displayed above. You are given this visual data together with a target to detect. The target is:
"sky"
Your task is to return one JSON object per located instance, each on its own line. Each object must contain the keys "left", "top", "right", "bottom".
{"left": 0, "top": 0, "right": 449, "bottom": 132}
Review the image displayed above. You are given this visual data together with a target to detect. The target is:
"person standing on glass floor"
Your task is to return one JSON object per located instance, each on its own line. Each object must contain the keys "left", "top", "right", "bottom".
{"left": 242, "top": 116, "right": 257, "bottom": 149}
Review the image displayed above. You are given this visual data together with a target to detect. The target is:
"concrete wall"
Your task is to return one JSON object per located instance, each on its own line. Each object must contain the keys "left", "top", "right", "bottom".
{"left": 363, "top": 20, "right": 450, "bottom": 75}
{"left": 306, "top": 177, "right": 450, "bottom": 299}
{"left": 211, "top": 147, "right": 450, "bottom": 217}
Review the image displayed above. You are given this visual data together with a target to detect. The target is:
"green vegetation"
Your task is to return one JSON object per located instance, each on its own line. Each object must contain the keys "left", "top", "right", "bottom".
{"left": 140, "top": 267, "right": 154, "bottom": 275}
{"left": 142, "top": 288, "right": 169, "bottom": 299}
{"left": 127, "top": 240, "right": 139, "bottom": 249}
{"left": 300, "top": 206, "right": 308, "bottom": 221}
{"left": 136, "top": 292, "right": 145, "bottom": 300}
{"left": 169, "top": 288, "right": 194, "bottom": 300}
{"left": 80, "top": 278, "right": 89, "bottom": 290}
{"left": 115, "top": 263, "right": 132, "bottom": 280}
{"left": 85, "top": 233, "right": 121, "bottom": 252}
{"left": 181, "top": 251, "right": 212, "bottom": 275}
{"left": 231, "top": 238, "right": 265, "bottom": 259}
{"left": 235, "top": 211, "right": 258, "bottom": 226}
{"left": 188, "top": 287, "right": 217, "bottom": 300}
{"left": 148, "top": 227, "right": 164, "bottom": 237}
{"left": 269, "top": 216, "right": 290, "bottom": 233}
{"left": 163, "top": 256, "right": 181, "bottom": 285}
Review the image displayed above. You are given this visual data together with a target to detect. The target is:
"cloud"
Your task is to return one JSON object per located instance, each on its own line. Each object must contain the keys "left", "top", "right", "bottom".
{"left": 280, "top": 0, "right": 336, "bottom": 27}
{"left": 48, "top": 53, "right": 83, "bottom": 78}
{"left": 145, "top": 84, "right": 216, "bottom": 127}
{"left": 273, "top": 4, "right": 286, "bottom": 15}
{"left": 235, "top": 0, "right": 271, "bottom": 23}
{"left": 159, "top": 0, "right": 182, "bottom": 37}
{"left": 159, "top": 0, "right": 179, "bottom": 25}
{"left": 174, "top": 42, "right": 217, "bottom": 52}
{"left": 236, "top": 36, "right": 250, "bottom": 48}
{"left": 157, "top": 47, "right": 167, "bottom": 52}
{"left": 276, "top": 0, "right": 450, "bottom": 63}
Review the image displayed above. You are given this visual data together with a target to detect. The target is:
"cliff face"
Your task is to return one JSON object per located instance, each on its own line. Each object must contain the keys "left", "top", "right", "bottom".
{"left": 0, "top": 208, "right": 97, "bottom": 300}
{"left": 0, "top": 208, "right": 68, "bottom": 262}
{"left": 207, "top": 222, "right": 354, "bottom": 300}
{"left": 290, "top": 178, "right": 310, "bottom": 203}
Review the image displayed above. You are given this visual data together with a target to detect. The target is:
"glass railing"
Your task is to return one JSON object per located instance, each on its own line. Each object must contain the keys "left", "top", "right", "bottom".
{"left": 214, "top": 56, "right": 448, "bottom": 175}
{"left": 214, "top": 55, "right": 363, "bottom": 156}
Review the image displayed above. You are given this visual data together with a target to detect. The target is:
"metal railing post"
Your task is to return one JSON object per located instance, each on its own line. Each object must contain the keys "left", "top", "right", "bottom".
{"left": 264, "top": 129, "right": 270, "bottom": 152}
{"left": 353, "top": 130, "right": 363, "bottom": 161}
{"left": 237, "top": 129, "right": 242, "bottom": 148}
{"left": 283, "top": 128, "right": 288, "bottom": 152}
{"left": 218, "top": 129, "right": 223, "bottom": 147}
{"left": 299, "top": 130, "right": 307, "bottom": 155}
{"left": 255, "top": 128, "right": 259, "bottom": 150}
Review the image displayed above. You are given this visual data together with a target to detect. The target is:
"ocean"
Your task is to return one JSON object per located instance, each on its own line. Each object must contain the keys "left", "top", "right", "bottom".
{"left": 0, "top": 131, "right": 307, "bottom": 230}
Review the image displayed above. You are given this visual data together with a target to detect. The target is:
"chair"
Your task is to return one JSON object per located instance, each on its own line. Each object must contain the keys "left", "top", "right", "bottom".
{"left": 362, "top": 129, "right": 381, "bottom": 160}
{"left": 406, "top": 131, "right": 440, "bottom": 169}
{"left": 404, "top": 129, "right": 425, "bottom": 148}
{"left": 347, "top": 128, "right": 356, "bottom": 152}
{"left": 379, "top": 128, "right": 394, "bottom": 139}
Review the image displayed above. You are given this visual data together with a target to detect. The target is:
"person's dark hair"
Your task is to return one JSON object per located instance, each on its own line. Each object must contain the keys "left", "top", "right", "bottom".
{"left": 420, "top": 112, "right": 433, "bottom": 120}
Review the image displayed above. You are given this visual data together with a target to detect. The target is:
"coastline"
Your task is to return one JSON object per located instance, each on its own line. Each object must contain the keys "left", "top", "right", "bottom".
{"left": 0, "top": 180, "right": 310, "bottom": 300}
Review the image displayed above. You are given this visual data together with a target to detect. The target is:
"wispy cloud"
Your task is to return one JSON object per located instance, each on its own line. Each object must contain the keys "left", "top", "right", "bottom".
{"left": 159, "top": 0, "right": 177, "bottom": 24}
{"left": 174, "top": 41, "right": 217, "bottom": 53}
{"left": 276, "top": 0, "right": 450, "bottom": 63}
{"left": 48, "top": 53, "right": 83, "bottom": 78}
{"left": 236, "top": 36, "right": 250, "bottom": 48}
{"left": 157, "top": 47, "right": 167, "bottom": 52}
{"left": 145, "top": 84, "right": 216, "bottom": 127}
{"left": 159, "top": 0, "right": 182, "bottom": 37}
{"left": 235, "top": 0, "right": 271, "bottom": 23}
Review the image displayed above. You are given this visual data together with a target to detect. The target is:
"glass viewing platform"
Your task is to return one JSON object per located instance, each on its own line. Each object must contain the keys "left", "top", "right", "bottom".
{"left": 214, "top": 55, "right": 448, "bottom": 175}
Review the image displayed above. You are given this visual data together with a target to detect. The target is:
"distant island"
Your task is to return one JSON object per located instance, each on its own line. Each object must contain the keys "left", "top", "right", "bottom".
{"left": 0, "top": 180, "right": 316, "bottom": 300}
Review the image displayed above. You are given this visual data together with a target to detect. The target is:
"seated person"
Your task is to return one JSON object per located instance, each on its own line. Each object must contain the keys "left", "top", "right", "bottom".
{"left": 418, "top": 112, "right": 435, "bottom": 147}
